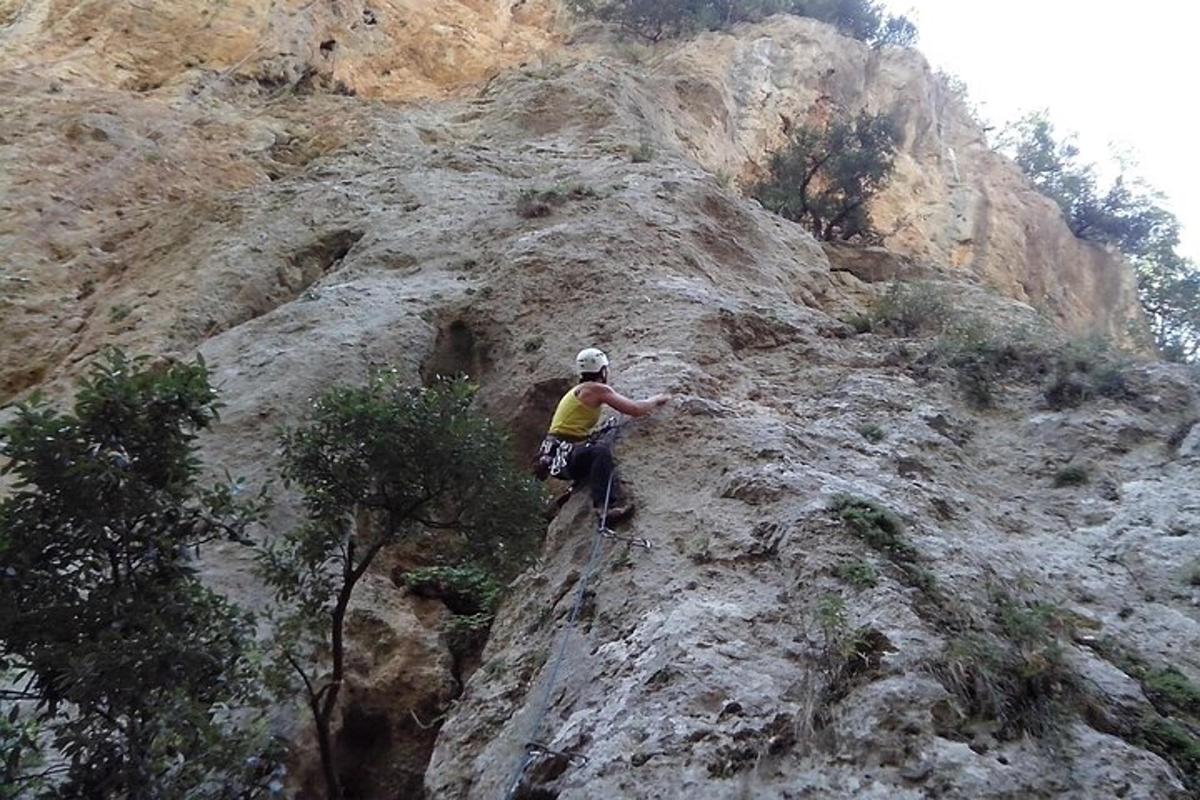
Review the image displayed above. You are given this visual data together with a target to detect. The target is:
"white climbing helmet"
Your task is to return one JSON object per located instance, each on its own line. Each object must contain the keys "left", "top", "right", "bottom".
{"left": 575, "top": 347, "right": 609, "bottom": 375}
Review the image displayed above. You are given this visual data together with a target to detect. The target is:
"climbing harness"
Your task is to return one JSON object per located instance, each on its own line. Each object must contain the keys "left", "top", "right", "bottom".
{"left": 501, "top": 417, "right": 642, "bottom": 800}
{"left": 535, "top": 416, "right": 625, "bottom": 482}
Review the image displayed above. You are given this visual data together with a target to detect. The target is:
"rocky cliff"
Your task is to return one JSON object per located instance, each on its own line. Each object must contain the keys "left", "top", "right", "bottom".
{"left": 2, "top": 3, "right": 1197, "bottom": 799}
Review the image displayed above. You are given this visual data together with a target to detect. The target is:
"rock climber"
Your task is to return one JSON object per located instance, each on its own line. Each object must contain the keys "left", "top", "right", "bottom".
{"left": 535, "top": 347, "right": 670, "bottom": 523}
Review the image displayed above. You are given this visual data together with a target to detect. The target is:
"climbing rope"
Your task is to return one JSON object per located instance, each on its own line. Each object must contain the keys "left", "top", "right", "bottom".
{"left": 500, "top": 420, "right": 634, "bottom": 800}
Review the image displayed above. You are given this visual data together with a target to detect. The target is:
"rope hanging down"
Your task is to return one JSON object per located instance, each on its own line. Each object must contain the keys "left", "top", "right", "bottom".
{"left": 500, "top": 420, "right": 632, "bottom": 800}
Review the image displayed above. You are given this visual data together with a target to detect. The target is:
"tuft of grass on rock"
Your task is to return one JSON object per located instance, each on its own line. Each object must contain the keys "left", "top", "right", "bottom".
{"left": 1134, "top": 715, "right": 1200, "bottom": 791}
{"left": 515, "top": 183, "right": 597, "bottom": 218}
{"left": 932, "top": 596, "right": 1076, "bottom": 739}
{"left": 815, "top": 593, "right": 892, "bottom": 703}
{"left": 834, "top": 559, "right": 878, "bottom": 589}
{"left": 1053, "top": 465, "right": 1089, "bottom": 488}
{"left": 1042, "top": 336, "right": 1130, "bottom": 410}
{"left": 857, "top": 424, "right": 886, "bottom": 444}
{"left": 861, "top": 281, "right": 953, "bottom": 337}
{"left": 1098, "top": 641, "right": 1200, "bottom": 792}
{"left": 629, "top": 141, "right": 654, "bottom": 163}
{"left": 830, "top": 495, "right": 916, "bottom": 563}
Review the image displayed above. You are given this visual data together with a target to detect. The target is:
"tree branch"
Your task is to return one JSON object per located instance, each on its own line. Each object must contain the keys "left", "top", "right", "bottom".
{"left": 284, "top": 651, "right": 320, "bottom": 708}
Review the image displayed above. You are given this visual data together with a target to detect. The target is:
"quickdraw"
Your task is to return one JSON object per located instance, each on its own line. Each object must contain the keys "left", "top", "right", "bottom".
{"left": 600, "top": 527, "right": 652, "bottom": 550}
{"left": 524, "top": 741, "right": 590, "bottom": 768}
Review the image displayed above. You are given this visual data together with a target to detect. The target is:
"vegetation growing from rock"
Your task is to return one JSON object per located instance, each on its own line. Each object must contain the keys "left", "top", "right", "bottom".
{"left": 933, "top": 596, "right": 1077, "bottom": 739}
{"left": 997, "top": 111, "right": 1200, "bottom": 362}
{"left": 937, "top": 323, "right": 1130, "bottom": 411}
{"left": 856, "top": 424, "right": 885, "bottom": 444}
{"left": 857, "top": 284, "right": 1133, "bottom": 409}
{"left": 0, "top": 350, "right": 279, "bottom": 799}
{"left": 753, "top": 111, "right": 900, "bottom": 241}
{"left": 400, "top": 565, "right": 505, "bottom": 660}
{"left": 1041, "top": 337, "right": 1130, "bottom": 409}
{"left": 932, "top": 318, "right": 1035, "bottom": 408}
{"left": 1135, "top": 716, "right": 1200, "bottom": 792}
{"left": 1096, "top": 641, "right": 1200, "bottom": 793}
{"left": 853, "top": 281, "right": 952, "bottom": 336}
{"left": 515, "top": 184, "right": 598, "bottom": 218}
{"left": 830, "top": 494, "right": 915, "bottom": 561}
{"left": 814, "top": 594, "right": 891, "bottom": 705}
{"left": 257, "top": 373, "right": 543, "bottom": 800}
{"left": 1052, "top": 465, "right": 1089, "bottom": 488}
{"left": 566, "top": 0, "right": 917, "bottom": 46}
{"left": 833, "top": 559, "right": 878, "bottom": 588}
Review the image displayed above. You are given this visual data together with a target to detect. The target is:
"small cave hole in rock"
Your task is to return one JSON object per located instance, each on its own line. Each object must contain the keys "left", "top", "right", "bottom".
{"left": 281, "top": 229, "right": 363, "bottom": 298}
{"left": 338, "top": 702, "right": 393, "bottom": 752}
{"left": 420, "top": 318, "right": 493, "bottom": 385}
{"left": 320, "top": 39, "right": 337, "bottom": 56}
{"left": 509, "top": 377, "right": 573, "bottom": 464}
{"left": 331, "top": 699, "right": 438, "bottom": 800}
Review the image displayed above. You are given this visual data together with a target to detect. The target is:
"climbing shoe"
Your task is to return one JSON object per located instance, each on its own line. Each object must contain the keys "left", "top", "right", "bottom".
{"left": 601, "top": 501, "right": 635, "bottom": 525}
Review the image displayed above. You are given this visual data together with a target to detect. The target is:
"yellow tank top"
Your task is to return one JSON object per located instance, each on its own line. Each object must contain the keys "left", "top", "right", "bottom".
{"left": 549, "top": 386, "right": 601, "bottom": 441}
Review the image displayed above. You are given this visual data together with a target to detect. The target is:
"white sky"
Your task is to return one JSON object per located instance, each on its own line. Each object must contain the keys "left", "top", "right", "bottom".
{"left": 884, "top": 0, "right": 1200, "bottom": 261}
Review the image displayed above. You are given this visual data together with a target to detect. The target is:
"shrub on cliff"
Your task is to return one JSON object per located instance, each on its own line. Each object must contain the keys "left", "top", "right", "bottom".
{"left": 997, "top": 111, "right": 1199, "bottom": 362}
{"left": 753, "top": 111, "right": 900, "bottom": 241}
{"left": 0, "top": 350, "right": 280, "bottom": 799}
{"left": 257, "top": 373, "right": 543, "bottom": 800}
{"left": 566, "top": 0, "right": 917, "bottom": 46}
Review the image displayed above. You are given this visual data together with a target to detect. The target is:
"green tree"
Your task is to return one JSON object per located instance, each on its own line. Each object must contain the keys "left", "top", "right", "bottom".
{"left": 753, "top": 111, "right": 900, "bottom": 241}
{"left": 1, "top": 708, "right": 46, "bottom": 798}
{"left": 257, "top": 373, "right": 543, "bottom": 800}
{"left": 0, "top": 350, "right": 279, "bottom": 799}
{"left": 998, "top": 111, "right": 1199, "bottom": 361}
{"left": 566, "top": 0, "right": 916, "bottom": 46}
{"left": 789, "top": 0, "right": 917, "bottom": 45}
{"left": 1137, "top": 252, "right": 1200, "bottom": 363}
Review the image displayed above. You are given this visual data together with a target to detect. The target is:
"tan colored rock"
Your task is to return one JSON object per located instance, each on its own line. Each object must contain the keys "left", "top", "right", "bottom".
{"left": 0, "top": 0, "right": 562, "bottom": 100}
{"left": 823, "top": 243, "right": 933, "bottom": 284}
{"left": 646, "top": 17, "right": 1143, "bottom": 341}
{"left": 3, "top": 6, "right": 1197, "bottom": 800}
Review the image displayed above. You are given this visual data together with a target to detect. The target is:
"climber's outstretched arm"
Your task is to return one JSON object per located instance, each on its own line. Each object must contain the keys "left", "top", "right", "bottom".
{"left": 581, "top": 384, "right": 670, "bottom": 418}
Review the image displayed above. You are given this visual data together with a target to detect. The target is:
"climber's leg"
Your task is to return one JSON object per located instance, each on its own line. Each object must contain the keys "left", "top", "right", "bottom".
{"left": 565, "top": 441, "right": 634, "bottom": 522}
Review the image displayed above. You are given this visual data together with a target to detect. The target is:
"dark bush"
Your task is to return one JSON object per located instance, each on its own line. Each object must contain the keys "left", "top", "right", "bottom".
{"left": 830, "top": 494, "right": 915, "bottom": 562}
{"left": 566, "top": 0, "right": 917, "bottom": 47}
{"left": 1052, "top": 465, "right": 1089, "bottom": 488}
{"left": 753, "top": 111, "right": 899, "bottom": 241}
{"left": 0, "top": 350, "right": 277, "bottom": 799}
{"left": 258, "top": 373, "right": 543, "bottom": 800}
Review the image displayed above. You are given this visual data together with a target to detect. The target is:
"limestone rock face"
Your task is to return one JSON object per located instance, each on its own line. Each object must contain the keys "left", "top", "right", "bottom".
{"left": 2, "top": 4, "right": 1197, "bottom": 800}
{"left": 648, "top": 17, "right": 1142, "bottom": 340}
{"left": 0, "top": 0, "right": 560, "bottom": 99}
